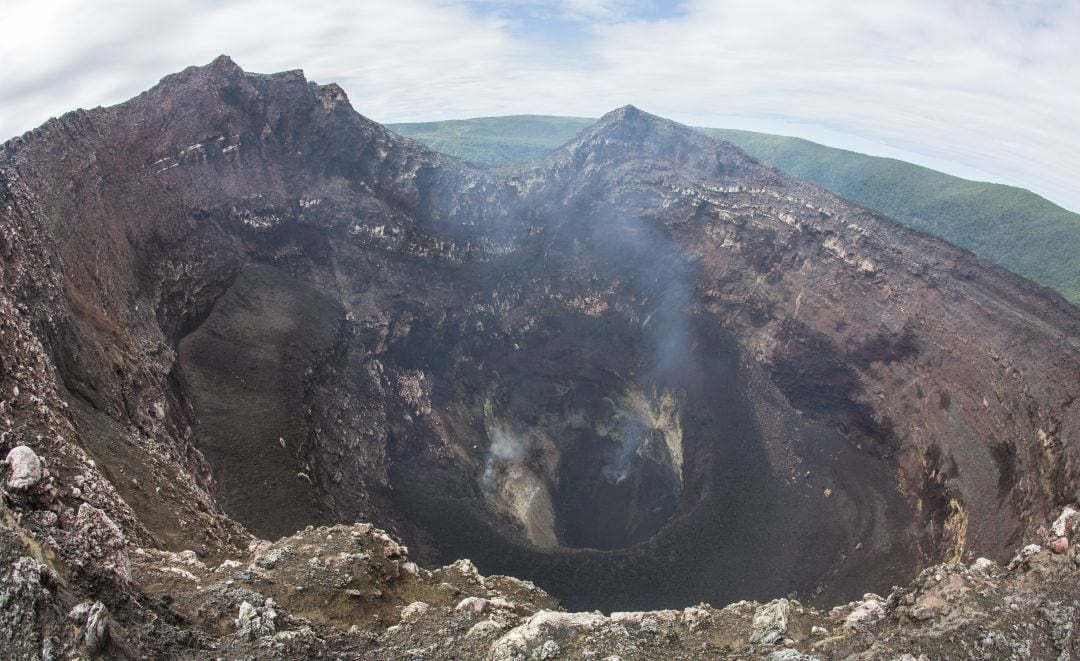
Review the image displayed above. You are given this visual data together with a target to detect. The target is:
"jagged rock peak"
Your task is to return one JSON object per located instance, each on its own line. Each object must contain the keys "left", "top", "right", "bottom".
{"left": 538, "top": 103, "right": 682, "bottom": 161}
{"left": 164, "top": 55, "right": 321, "bottom": 96}
{"left": 590, "top": 103, "right": 682, "bottom": 135}
{"left": 207, "top": 53, "right": 243, "bottom": 74}
{"left": 538, "top": 102, "right": 762, "bottom": 180}
{"left": 161, "top": 56, "right": 353, "bottom": 117}
{"left": 157, "top": 54, "right": 248, "bottom": 88}
{"left": 598, "top": 104, "right": 650, "bottom": 121}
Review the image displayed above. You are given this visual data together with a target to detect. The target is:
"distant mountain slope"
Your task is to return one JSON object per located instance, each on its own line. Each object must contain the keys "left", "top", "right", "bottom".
{"left": 389, "top": 116, "right": 1080, "bottom": 304}
{"left": 388, "top": 115, "right": 594, "bottom": 165}
{"left": 699, "top": 128, "right": 1080, "bottom": 306}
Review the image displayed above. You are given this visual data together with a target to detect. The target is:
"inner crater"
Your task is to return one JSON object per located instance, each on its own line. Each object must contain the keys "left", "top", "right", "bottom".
{"left": 179, "top": 264, "right": 925, "bottom": 612}
{"left": 400, "top": 313, "right": 697, "bottom": 553}
{"left": 549, "top": 384, "right": 684, "bottom": 551}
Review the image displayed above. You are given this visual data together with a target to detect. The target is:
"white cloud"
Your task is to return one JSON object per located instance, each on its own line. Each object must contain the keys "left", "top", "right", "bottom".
{"left": 1, "top": 0, "right": 1078, "bottom": 211}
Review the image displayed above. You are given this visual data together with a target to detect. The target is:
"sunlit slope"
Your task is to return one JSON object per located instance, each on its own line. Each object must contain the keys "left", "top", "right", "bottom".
{"left": 390, "top": 116, "right": 1080, "bottom": 304}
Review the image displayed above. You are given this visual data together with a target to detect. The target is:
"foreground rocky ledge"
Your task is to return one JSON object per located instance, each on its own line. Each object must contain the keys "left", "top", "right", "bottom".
{"left": 2, "top": 441, "right": 1077, "bottom": 659}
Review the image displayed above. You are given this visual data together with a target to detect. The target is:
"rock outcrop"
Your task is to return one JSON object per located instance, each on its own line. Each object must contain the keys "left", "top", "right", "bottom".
{"left": 0, "top": 56, "right": 1077, "bottom": 657}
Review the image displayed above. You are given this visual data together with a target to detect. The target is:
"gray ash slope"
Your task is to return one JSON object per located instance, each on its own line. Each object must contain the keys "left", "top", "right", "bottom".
{"left": 0, "top": 56, "right": 1077, "bottom": 658}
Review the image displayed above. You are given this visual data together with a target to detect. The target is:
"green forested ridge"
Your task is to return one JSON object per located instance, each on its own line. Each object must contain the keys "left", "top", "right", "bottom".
{"left": 388, "top": 115, "right": 595, "bottom": 166}
{"left": 388, "top": 116, "right": 1080, "bottom": 304}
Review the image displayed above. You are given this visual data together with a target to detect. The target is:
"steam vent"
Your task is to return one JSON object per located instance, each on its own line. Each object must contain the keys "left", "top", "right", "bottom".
{"left": 0, "top": 57, "right": 1077, "bottom": 658}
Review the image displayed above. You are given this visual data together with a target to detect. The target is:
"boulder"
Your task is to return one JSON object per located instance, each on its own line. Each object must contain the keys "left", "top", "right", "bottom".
{"left": 4, "top": 445, "right": 42, "bottom": 490}
{"left": 750, "top": 598, "right": 790, "bottom": 644}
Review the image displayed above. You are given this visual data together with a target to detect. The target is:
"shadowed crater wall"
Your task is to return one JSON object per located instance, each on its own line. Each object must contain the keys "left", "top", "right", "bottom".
{"left": 178, "top": 265, "right": 340, "bottom": 538}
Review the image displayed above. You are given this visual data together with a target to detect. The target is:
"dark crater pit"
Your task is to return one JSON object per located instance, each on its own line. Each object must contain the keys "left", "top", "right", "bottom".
{"left": 179, "top": 263, "right": 921, "bottom": 612}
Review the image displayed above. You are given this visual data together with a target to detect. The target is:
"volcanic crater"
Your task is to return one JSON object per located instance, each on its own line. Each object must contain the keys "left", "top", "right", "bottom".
{"left": 3, "top": 56, "right": 1077, "bottom": 622}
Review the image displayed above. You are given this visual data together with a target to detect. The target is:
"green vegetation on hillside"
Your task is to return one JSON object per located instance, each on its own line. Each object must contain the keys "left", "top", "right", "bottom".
{"left": 388, "top": 116, "right": 1080, "bottom": 304}
{"left": 699, "top": 128, "right": 1080, "bottom": 304}
{"left": 389, "top": 115, "right": 594, "bottom": 165}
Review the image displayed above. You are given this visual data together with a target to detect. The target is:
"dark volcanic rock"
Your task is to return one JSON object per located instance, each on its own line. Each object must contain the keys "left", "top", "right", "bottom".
{"left": 178, "top": 264, "right": 341, "bottom": 539}
{"left": 0, "top": 57, "right": 1077, "bottom": 658}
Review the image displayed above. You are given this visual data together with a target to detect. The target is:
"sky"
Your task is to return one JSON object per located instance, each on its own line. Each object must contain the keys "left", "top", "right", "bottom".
{"left": 2, "top": 0, "right": 1078, "bottom": 212}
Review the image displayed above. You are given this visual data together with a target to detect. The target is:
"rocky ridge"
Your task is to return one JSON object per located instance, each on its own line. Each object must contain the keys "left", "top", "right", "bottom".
{"left": 0, "top": 56, "right": 1077, "bottom": 657}
{"left": 1, "top": 453, "right": 1077, "bottom": 658}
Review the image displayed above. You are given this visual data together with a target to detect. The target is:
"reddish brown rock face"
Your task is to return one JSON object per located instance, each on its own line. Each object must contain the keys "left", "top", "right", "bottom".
{"left": 1, "top": 57, "right": 1077, "bottom": 614}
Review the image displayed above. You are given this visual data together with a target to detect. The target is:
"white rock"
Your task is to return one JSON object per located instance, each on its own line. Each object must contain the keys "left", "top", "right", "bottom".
{"left": 235, "top": 600, "right": 275, "bottom": 639}
{"left": 456, "top": 596, "right": 514, "bottom": 615}
{"left": 273, "top": 626, "right": 318, "bottom": 643}
{"left": 166, "top": 549, "right": 203, "bottom": 567}
{"left": 1009, "top": 543, "right": 1043, "bottom": 569}
{"left": 4, "top": 445, "right": 42, "bottom": 490}
{"left": 681, "top": 604, "right": 713, "bottom": 631}
{"left": 610, "top": 608, "right": 679, "bottom": 625}
{"left": 490, "top": 610, "right": 606, "bottom": 659}
{"left": 68, "top": 602, "right": 93, "bottom": 623}
{"left": 970, "top": 557, "right": 997, "bottom": 574}
{"left": 844, "top": 598, "right": 884, "bottom": 628}
{"left": 9, "top": 556, "right": 47, "bottom": 595}
{"left": 765, "top": 650, "right": 821, "bottom": 661}
{"left": 450, "top": 558, "right": 484, "bottom": 582}
{"left": 83, "top": 602, "right": 109, "bottom": 653}
{"left": 237, "top": 602, "right": 257, "bottom": 628}
{"left": 467, "top": 618, "right": 505, "bottom": 639}
{"left": 538, "top": 639, "right": 560, "bottom": 659}
{"left": 1051, "top": 505, "right": 1077, "bottom": 538}
{"left": 750, "top": 598, "right": 790, "bottom": 644}
{"left": 158, "top": 566, "right": 199, "bottom": 581}
{"left": 400, "top": 601, "right": 431, "bottom": 622}
{"left": 76, "top": 503, "right": 131, "bottom": 581}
